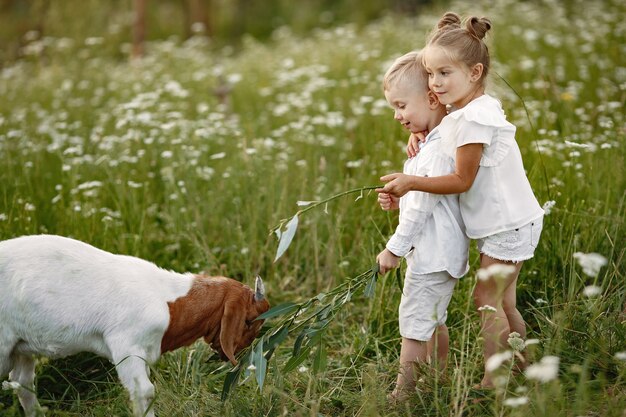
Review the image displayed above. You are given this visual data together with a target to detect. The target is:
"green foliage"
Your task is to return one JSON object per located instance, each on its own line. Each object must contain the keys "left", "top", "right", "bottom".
{"left": 0, "top": 0, "right": 625, "bottom": 415}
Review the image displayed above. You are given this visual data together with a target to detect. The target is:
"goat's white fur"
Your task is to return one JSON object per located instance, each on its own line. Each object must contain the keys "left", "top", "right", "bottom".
{"left": 0, "top": 235, "right": 206, "bottom": 417}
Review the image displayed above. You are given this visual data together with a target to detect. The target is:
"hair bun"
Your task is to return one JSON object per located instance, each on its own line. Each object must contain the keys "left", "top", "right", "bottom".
{"left": 438, "top": 12, "right": 461, "bottom": 30}
{"left": 466, "top": 16, "right": 492, "bottom": 40}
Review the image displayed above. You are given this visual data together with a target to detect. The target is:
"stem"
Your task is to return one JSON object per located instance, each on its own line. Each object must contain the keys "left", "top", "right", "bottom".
{"left": 272, "top": 185, "right": 380, "bottom": 232}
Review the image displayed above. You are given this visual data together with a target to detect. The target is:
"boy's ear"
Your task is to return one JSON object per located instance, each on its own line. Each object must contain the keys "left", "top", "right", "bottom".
{"left": 470, "top": 63, "right": 484, "bottom": 82}
{"left": 427, "top": 90, "right": 440, "bottom": 108}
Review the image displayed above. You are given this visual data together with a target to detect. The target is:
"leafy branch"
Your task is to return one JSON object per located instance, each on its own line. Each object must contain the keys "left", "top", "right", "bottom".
{"left": 272, "top": 185, "right": 380, "bottom": 262}
{"left": 221, "top": 185, "right": 382, "bottom": 400}
{"left": 221, "top": 264, "right": 380, "bottom": 400}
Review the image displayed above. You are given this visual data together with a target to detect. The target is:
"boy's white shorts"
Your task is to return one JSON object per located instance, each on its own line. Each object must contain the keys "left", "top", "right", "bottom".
{"left": 399, "top": 270, "right": 458, "bottom": 341}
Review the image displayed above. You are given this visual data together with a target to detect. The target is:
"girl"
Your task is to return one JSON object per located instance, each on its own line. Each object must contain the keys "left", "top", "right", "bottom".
{"left": 376, "top": 12, "right": 544, "bottom": 388}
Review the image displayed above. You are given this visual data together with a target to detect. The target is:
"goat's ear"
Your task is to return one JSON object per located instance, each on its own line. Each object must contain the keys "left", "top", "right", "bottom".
{"left": 254, "top": 275, "right": 265, "bottom": 301}
{"left": 219, "top": 297, "right": 245, "bottom": 365}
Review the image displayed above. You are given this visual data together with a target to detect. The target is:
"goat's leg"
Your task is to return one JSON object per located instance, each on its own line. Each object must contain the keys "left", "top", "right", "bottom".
{"left": 9, "top": 353, "right": 43, "bottom": 417}
{"left": 0, "top": 346, "right": 13, "bottom": 377}
{"left": 113, "top": 352, "right": 156, "bottom": 417}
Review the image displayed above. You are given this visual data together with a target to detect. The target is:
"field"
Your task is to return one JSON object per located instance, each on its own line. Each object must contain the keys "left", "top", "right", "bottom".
{"left": 0, "top": 0, "right": 624, "bottom": 415}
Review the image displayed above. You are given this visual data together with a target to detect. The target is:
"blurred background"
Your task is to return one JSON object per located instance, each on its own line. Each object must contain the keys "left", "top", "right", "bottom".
{"left": 0, "top": 0, "right": 438, "bottom": 65}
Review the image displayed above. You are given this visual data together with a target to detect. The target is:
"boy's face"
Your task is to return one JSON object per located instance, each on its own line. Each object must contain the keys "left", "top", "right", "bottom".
{"left": 384, "top": 80, "right": 432, "bottom": 134}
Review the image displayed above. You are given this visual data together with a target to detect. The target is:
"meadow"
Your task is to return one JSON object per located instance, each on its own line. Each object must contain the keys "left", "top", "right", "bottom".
{"left": 0, "top": 0, "right": 624, "bottom": 415}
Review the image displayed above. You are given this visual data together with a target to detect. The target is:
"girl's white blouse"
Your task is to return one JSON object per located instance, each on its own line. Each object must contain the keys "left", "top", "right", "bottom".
{"left": 438, "top": 94, "right": 544, "bottom": 239}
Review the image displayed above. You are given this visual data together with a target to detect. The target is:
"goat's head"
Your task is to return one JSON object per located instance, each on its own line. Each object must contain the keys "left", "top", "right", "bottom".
{"left": 206, "top": 276, "right": 270, "bottom": 365}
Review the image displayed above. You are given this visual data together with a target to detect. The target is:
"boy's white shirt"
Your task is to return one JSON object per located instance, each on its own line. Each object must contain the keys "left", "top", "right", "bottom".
{"left": 386, "top": 128, "right": 469, "bottom": 278}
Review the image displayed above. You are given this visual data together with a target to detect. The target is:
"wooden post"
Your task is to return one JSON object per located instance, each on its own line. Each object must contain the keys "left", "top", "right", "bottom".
{"left": 132, "top": 0, "right": 146, "bottom": 59}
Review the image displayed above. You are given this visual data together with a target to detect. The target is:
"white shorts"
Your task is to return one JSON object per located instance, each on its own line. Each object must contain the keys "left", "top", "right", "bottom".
{"left": 477, "top": 216, "right": 543, "bottom": 263}
{"left": 398, "top": 270, "right": 458, "bottom": 341}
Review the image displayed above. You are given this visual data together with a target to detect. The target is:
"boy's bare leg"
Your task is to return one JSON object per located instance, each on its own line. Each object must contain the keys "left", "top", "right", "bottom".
{"left": 392, "top": 325, "right": 449, "bottom": 400}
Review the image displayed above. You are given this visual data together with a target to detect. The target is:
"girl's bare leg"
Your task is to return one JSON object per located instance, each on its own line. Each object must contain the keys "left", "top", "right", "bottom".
{"left": 473, "top": 254, "right": 524, "bottom": 387}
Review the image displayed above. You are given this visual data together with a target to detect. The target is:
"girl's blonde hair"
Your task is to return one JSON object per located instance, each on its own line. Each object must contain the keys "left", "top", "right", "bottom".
{"left": 425, "top": 12, "right": 492, "bottom": 84}
{"left": 382, "top": 50, "right": 429, "bottom": 93}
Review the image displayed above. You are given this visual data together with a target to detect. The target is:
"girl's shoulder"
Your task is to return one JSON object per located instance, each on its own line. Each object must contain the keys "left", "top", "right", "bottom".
{"left": 446, "top": 94, "right": 514, "bottom": 129}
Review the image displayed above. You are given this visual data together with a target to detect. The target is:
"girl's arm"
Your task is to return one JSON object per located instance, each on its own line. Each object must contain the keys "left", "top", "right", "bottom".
{"left": 376, "top": 143, "right": 483, "bottom": 197}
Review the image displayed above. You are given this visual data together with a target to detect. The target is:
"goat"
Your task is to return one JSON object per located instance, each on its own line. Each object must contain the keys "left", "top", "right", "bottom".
{"left": 0, "top": 234, "right": 270, "bottom": 417}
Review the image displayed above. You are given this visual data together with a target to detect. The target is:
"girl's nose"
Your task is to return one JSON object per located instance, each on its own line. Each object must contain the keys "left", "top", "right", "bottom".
{"left": 394, "top": 110, "right": 402, "bottom": 120}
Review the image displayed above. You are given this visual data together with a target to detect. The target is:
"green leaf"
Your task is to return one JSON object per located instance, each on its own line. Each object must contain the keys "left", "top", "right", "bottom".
{"left": 253, "top": 338, "right": 267, "bottom": 391}
{"left": 283, "top": 345, "right": 312, "bottom": 373}
{"left": 312, "top": 340, "right": 327, "bottom": 374}
{"left": 265, "top": 326, "right": 289, "bottom": 361}
{"left": 293, "top": 331, "right": 306, "bottom": 356}
{"left": 255, "top": 302, "right": 300, "bottom": 321}
{"left": 395, "top": 267, "right": 404, "bottom": 295}
{"left": 341, "top": 289, "right": 352, "bottom": 305}
{"left": 363, "top": 272, "right": 377, "bottom": 298}
{"left": 274, "top": 214, "right": 299, "bottom": 262}
{"left": 221, "top": 365, "right": 242, "bottom": 401}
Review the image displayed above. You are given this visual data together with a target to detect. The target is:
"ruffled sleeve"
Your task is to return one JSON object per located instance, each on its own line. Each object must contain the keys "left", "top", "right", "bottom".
{"left": 438, "top": 95, "right": 517, "bottom": 167}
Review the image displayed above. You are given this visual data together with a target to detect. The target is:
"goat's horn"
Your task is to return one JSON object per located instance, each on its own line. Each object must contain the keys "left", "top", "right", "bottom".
{"left": 254, "top": 276, "right": 265, "bottom": 301}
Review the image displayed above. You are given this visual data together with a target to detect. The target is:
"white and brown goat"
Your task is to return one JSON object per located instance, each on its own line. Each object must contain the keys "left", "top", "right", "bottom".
{"left": 0, "top": 234, "right": 270, "bottom": 417}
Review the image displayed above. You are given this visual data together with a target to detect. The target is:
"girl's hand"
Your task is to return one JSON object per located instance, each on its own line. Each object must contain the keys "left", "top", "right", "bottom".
{"left": 376, "top": 248, "right": 401, "bottom": 274}
{"left": 376, "top": 173, "right": 415, "bottom": 198}
{"left": 378, "top": 192, "right": 399, "bottom": 211}
{"left": 406, "top": 131, "right": 428, "bottom": 158}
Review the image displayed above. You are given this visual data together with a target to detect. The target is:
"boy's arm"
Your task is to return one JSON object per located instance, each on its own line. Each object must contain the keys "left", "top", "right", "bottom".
{"left": 384, "top": 151, "right": 454, "bottom": 261}
{"left": 376, "top": 143, "right": 483, "bottom": 197}
{"left": 385, "top": 192, "right": 440, "bottom": 258}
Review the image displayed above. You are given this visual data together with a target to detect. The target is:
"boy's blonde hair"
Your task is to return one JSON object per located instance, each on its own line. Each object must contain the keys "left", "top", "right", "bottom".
{"left": 382, "top": 50, "right": 429, "bottom": 93}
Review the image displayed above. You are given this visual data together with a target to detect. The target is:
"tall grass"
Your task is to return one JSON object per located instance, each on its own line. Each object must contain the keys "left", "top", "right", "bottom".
{"left": 0, "top": 0, "right": 624, "bottom": 415}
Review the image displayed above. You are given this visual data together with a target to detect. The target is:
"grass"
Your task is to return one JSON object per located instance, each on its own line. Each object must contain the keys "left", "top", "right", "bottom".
{"left": 0, "top": 0, "right": 625, "bottom": 415}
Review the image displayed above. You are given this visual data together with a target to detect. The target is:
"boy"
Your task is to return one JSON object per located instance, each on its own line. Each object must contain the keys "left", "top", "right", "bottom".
{"left": 376, "top": 50, "right": 469, "bottom": 400}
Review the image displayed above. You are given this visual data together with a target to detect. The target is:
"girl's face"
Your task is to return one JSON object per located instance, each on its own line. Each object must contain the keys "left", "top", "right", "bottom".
{"left": 384, "top": 80, "right": 433, "bottom": 134}
{"left": 423, "top": 46, "right": 483, "bottom": 109}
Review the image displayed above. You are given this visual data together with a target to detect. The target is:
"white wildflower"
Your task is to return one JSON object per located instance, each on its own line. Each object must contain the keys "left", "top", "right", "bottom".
{"left": 2, "top": 381, "right": 20, "bottom": 390}
{"left": 227, "top": 73, "right": 242, "bottom": 84}
{"left": 298, "top": 365, "right": 308, "bottom": 373}
{"left": 542, "top": 200, "right": 556, "bottom": 215}
{"left": 486, "top": 350, "right": 513, "bottom": 372}
{"left": 246, "top": 364, "right": 256, "bottom": 371}
{"left": 503, "top": 396, "right": 529, "bottom": 407}
{"left": 346, "top": 159, "right": 363, "bottom": 168}
{"left": 296, "top": 201, "right": 316, "bottom": 207}
{"left": 478, "top": 305, "right": 497, "bottom": 313}
{"left": 535, "top": 298, "right": 548, "bottom": 304}
{"left": 525, "top": 355, "right": 560, "bottom": 382}
{"left": 582, "top": 285, "right": 602, "bottom": 298}
{"left": 0, "top": 213, "right": 7, "bottom": 221}
{"left": 525, "top": 339, "right": 540, "bottom": 346}
{"left": 508, "top": 332, "right": 526, "bottom": 352}
{"left": 573, "top": 252, "right": 607, "bottom": 277}
{"left": 210, "top": 152, "right": 226, "bottom": 160}
{"left": 614, "top": 352, "right": 626, "bottom": 361}
{"left": 477, "top": 263, "right": 516, "bottom": 281}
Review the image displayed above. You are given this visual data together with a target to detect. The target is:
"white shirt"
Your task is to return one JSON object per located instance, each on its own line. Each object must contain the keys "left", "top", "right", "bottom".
{"left": 386, "top": 129, "right": 470, "bottom": 278}
{"left": 438, "top": 94, "right": 544, "bottom": 239}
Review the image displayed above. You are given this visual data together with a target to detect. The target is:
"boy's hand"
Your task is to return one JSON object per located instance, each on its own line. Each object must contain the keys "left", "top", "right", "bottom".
{"left": 378, "top": 192, "right": 399, "bottom": 211}
{"left": 406, "top": 131, "right": 428, "bottom": 158}
{"left": 376, "top": 248, "right": 401, "bottom": 274}
{"left": 376, "top": 173, "right": 415, "bottom": 198}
